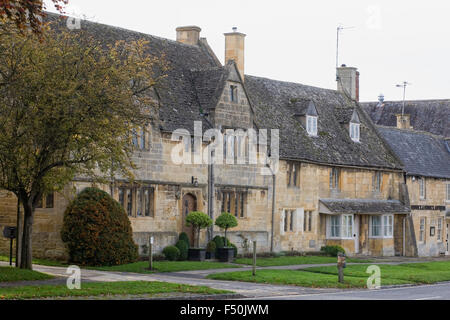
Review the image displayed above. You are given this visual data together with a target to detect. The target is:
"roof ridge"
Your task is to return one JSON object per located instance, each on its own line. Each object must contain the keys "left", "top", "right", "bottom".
{"left": 245, "top": 74, "right": 340, "bottom": 94}
{"left": 377, "top": 125, "right": 447, "bottom": 139}
{"left": 361, "top": 98, "right": 450, "bottom": 104}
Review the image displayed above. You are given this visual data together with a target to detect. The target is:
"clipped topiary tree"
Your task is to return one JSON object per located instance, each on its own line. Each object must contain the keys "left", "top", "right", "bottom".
{"left": 176, "top": 239, "right": 189, "bottom": 260}
{"left": 61, "top": 187, "right": 138, "bottom": 266}
{"left": 179, "top": 232, "right": 190, "bottom": 248}
{"left": 215, "top": 212, "right": 238, "bottom": 247}
{"left": 186, "top": 211, "right": 213, "bottom": 248}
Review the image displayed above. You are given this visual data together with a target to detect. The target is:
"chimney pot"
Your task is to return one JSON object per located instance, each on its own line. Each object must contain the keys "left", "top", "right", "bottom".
{"left": 176, "top": 26, "right": 201, "bottom": 45}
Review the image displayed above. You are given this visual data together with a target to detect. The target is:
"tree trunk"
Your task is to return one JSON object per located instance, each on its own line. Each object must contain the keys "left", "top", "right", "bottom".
{"left": 20, "top": 200, "right": 34, "bottom": 270}
{"left": 224, "top": 228, "right": 227, "bottom": 247}
{"left": 197, "top": 227, "right": 200, "bottom": 248}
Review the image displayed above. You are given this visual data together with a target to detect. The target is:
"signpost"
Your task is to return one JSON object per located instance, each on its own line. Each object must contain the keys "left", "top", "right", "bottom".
{"left": 148, "top": 236, "right": 154, "bottom": 271}
{"left": 3, "top": 226, "right": 17, "bottom": 266}
{"left": 252, "top": 240, "right": 257, "bottom": 276}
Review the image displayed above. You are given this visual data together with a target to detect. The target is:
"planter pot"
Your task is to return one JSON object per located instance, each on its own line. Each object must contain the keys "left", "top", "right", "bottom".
{"left": 188, "top": 248, "right": 206, "bottom": 261}
{"left": 205, "top": 251, "right": 215, "bottom": 260}
{"left": 217, "top": 247, "right": 235, "bottom": 262}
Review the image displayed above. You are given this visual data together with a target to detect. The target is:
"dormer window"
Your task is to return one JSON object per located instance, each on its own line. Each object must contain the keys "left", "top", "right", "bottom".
{"left": 350, "top": 122, "right": 360, "bottom": 142}
{"left": 306, "top": 116, "right": 318, "bottom": 136}
{"left": 230, "top": 85, "right": 238, "bottom": 103}
{"left": 349, "top": 109, "right": 360, "bottom": 142}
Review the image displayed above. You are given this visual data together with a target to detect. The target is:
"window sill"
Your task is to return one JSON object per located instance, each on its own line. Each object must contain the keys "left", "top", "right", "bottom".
{"left": 369, "top": 236, "right": 393, "bottom": 239}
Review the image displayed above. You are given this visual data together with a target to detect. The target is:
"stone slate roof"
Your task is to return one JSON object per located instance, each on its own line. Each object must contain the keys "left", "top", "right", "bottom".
{"left": 245, "top": 76, "right": 403, "bottom": 169}
{"left": 361, "top": 100, "right": 450, "bottom": 137}
{"left": 46, "top": 13, "right": 219, "bottom": 133}
{"left": 45, "top": 14, "right": 403, "bottom": 170}
{"left": 377, "top": 127, "right": 450, "bottom": 179}
{"left": 319, "top": 198, "right": 411, "bottom": 214}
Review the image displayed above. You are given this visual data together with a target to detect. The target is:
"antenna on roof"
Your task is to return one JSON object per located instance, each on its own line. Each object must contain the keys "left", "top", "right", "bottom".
{"left": 336, "top": 24, "right": 355, "bottom": 80}
{"left": 395, "top": 81, "right": 411, "bottom": 116}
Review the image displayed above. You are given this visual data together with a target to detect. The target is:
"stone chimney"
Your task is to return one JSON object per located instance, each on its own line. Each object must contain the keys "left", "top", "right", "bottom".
{"left": 224, "top": 27, "right": 246, "bottom": 81}
{"left": 337, "top": 64, "right": 359, "bottom": 101}
{"left": 176, "top": 26, "right": 201, "bottom": 45}
{"left": 396, "top": 114, "right": 412, "bottom": 129}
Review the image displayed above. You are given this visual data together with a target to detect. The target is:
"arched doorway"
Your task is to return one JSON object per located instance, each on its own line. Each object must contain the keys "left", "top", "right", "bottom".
{"left": 182, "top": 193, "right": 197, "bottom": 246}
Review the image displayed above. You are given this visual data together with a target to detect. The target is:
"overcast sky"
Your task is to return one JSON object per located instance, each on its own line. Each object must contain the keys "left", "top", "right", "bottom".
{"left": 45, "top": 0, "right": 450, "bottom": 102}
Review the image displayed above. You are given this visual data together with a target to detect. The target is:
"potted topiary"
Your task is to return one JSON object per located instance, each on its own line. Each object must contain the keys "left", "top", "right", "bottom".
{"left": 215, "top": 212, "right": 238, "bottom": 262}
{"left": 206, "top": 240, "right": 216, "bottom": 260}
{"left": 185, "top": 211, "right": 213, "bottom": 261}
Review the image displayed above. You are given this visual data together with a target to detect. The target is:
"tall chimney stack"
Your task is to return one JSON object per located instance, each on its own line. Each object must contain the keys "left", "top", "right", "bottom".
{"left": 176, "top": 26, "right": 201, "bottom": 45}
{"left": 336, "top": 65, "right": 359, "bottom": 101}
{"left": 224, "top": 27, "right": 246, "bottom": 81}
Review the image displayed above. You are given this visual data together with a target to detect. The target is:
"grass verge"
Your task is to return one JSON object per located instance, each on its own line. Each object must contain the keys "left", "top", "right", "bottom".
{"left": 89, "top": 260, "right": 240, "bottom": 273}
{"left": 234, "top": 255, "right": 373, "bottom": 267}
{"left": 207, "top": 261, "right": 450, "bottom": 288}
{"left": 0, "top": 266, "right": 53, "bottom": 282}
{"left": 0, "top": 281, "right": 230, "bottom": 300}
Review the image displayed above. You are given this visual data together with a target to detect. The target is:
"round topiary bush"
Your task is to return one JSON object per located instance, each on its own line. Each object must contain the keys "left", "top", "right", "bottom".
{"left": 215, "top": 212, "right": 238, "bottom": 247}
{"left": 176, "top": 240, "right": 189, "bottom": 260}
{"left": 61, "top": 187, "right": 138, "bottom": 266}
{"left": 162, "top": 245, "right": 180, "bottom": 261}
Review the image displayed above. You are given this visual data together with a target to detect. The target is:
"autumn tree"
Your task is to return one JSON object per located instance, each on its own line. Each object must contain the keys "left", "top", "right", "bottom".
{"left": 0, "top": 21, "right": 166, "bottom": 269}
{"left": 0, "top": 0, "right": 67, "bottom": 35}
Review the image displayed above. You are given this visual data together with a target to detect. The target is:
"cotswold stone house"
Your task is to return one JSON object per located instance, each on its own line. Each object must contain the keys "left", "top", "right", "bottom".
{"left": 361, "top": 98, "right": 450, "bottom": 257}
{"left": 1, "top": 15, "right": 428, "bottom": 259}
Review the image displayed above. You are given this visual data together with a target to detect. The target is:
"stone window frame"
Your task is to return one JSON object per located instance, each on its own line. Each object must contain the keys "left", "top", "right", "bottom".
{"left": 306, "top": 115, "right": 318, "bottom": 136}
{"left": 369, "top": 214, "right": 393, "bottom": 239}
{"left": 132, "top": 125, "right": 150, "bottom": 151}
{"left": 220, "top": 190, "right": 246, "bottom": 219}
{"left": 326, "top": 214, "right": 353, "bottom": 239}
{"left": 419, "top": 217, "right": 426, "bottom": 243}
{"left": 286, "top": 162, "right": 301, "bottom": 188}
{"left": 230, "top": 85, "right": 238, "bottom": 103}
{"left": 372, "top": 171, "right": 382, "bottom": 192}
{"left": 437, "top": 217, "right": 443, "bottom": 242}
{"left": 419, "top": 177, "right": 426, "bottom": 200}
{"left": 118, "top": 185, "right": 155, "bottom": 218}
{"left": 329, "top": 167, "right": 341, "bottom": 191}
{"left": 281, "top": 208, "right": 297, "bottom": 234}
{"left": 304, "top": 210, "right": 313, "bottom": 233}
{"left": 35, "top": 192, "right": 55, "bottom": 210}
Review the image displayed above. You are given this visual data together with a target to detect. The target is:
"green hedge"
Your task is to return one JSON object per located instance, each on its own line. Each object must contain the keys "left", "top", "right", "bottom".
{"left": 162, "top": 246, "right": 180, "bottom": 261}
{"left": 61, "top": 187, "right": 138, "bottom": 266}
{"left": 320, "top": 245, "right": 345, "bottom": 257}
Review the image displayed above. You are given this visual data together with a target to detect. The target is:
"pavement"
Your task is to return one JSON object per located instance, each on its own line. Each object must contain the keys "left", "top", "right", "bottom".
{"left": 2, "top": 257, "right": 450, "bottom": 300}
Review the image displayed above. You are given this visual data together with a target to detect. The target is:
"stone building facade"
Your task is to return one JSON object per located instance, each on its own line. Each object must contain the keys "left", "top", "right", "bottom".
{"left": 2, "top": 14, "right": 441, "bottom": 260}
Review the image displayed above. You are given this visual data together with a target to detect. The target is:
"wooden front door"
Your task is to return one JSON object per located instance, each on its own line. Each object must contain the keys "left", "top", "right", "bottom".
{"left": 182, "top": 193, "right": 197, "bottom": 246}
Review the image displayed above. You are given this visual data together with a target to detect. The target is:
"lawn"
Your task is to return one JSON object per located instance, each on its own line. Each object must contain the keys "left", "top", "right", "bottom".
{"left": 234, "top": 255, "right": 373, "bottom": 267}
{"left": 207, "top": 261, "right": 450, "bottom": 288}
{"left": 0, "top": 281, "right": 230, "bottom": 300}
{"left": 0, "top": 266, "right": 54, "bottom": 282}
{"left": 89, "top": 260, "right": 240, "bottom": 273}
{"left": 305, "top": 261, "right": 450, "bottom": 284}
